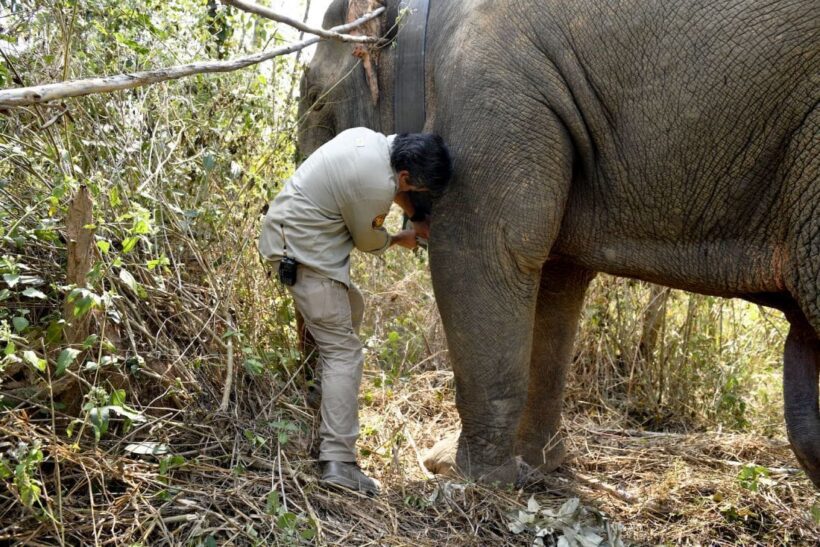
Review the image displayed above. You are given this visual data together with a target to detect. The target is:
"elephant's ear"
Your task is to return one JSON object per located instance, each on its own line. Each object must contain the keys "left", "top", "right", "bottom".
{"left": 346, "top": 0, "right": 385, "bottom": 106}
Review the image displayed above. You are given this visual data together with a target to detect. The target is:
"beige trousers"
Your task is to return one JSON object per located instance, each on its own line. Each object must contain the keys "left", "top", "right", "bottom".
{"left": 282, "top": 263, "right": 364, "bottom": 462}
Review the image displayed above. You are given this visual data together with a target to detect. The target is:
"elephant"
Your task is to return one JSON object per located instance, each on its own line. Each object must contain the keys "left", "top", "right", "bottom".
{"left": 297, "top": 0, "right": 820, "bottom": 487}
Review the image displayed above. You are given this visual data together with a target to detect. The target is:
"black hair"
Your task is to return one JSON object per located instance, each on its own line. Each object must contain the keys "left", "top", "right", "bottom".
{"left": 390, "top": 133, "right": 453, "bottom": 197}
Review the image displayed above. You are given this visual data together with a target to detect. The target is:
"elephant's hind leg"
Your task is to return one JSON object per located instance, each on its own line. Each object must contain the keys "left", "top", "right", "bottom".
{"left": 781, "top": 101, "right": 820, "bottom": 487}
{"left": 516, "top": 260, "right": 594, "bottom": 472}
{"left": 783, "top": 312, "right": 820, "bottom": 488}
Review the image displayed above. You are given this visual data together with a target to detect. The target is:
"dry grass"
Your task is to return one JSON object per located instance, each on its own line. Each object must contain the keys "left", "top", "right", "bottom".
{"left": 2, "top": 362, "right": 818, "bottom": 545}
{"left": 5, "top": 243, "right": 818, "bottom": 546}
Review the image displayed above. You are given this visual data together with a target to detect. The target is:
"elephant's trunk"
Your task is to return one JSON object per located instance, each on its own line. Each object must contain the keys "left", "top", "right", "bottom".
{"left": 783, "top": 316, "right": 820, "bottom": 488}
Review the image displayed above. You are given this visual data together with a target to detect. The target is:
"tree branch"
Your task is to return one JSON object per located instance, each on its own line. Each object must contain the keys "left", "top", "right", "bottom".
{"left": 221, "top": 0, "right": 380, "bottom": 44}
{"left": 0, "top": 6, "right": 385, "bottom": 108}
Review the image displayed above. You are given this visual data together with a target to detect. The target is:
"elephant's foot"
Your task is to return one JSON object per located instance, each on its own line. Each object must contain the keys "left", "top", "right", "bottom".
{"left": 423, "top": 432, "right": 518, "bottom": 485}
{"left": 516, "top": 432, "right": 566, "bottom": 473}
{"left": 423, "top": 434, "right": 458, "bottom": 477}
{"left": 456, "top": 448, "right": 517, "bottom": 485}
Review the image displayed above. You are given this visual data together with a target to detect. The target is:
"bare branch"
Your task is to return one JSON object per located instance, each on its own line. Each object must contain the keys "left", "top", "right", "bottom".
{"left": 222, "top": 0, "right": 380, "bottom": 44}
{"left": 0, "top": 6, "right": 385, "bottom": 108}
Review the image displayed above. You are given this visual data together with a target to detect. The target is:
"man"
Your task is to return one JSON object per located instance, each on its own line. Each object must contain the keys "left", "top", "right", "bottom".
{"left": 258, "top": 127, "right": 453, "bottom": 495}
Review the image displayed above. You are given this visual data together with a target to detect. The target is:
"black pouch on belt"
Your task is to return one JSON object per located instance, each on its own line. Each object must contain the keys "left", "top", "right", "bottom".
{"left": 278, "top": 223, "right": 298, "bottom": 286}
{"left": 279, "top": 256, "right": 298, "bottom": 286}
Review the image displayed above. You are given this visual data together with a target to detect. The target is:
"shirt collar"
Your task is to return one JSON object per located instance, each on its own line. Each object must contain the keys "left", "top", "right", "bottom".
{"left": 386, "top": 134, "right": 398, "bottom": 193}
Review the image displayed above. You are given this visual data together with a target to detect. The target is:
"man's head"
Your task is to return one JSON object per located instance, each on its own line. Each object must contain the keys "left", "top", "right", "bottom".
{"left": 390, "top": 133, "right": 453, "bottom": 197}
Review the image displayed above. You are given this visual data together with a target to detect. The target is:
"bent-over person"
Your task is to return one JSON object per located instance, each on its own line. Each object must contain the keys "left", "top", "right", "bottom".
{"left": 258, "top": 127, "right": 453, "bottom": 494}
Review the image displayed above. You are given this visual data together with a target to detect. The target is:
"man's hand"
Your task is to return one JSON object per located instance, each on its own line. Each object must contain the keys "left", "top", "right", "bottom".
{"left": 390, "top": 229, "right": 417, "bottom": 249}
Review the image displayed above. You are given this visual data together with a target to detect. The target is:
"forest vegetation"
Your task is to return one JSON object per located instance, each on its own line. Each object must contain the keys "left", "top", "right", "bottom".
{"left": 1, "top": 1, "right": 818, "bottom": 544}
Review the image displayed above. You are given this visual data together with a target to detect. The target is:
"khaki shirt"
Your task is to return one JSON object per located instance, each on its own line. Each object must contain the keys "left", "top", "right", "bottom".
{"left": 258, "top": 128, "right": 397, "bottom": 287}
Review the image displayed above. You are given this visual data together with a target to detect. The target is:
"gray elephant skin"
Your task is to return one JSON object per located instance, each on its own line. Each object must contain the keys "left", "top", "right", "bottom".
{"left": 297, "top": 0, "right": 820, "bottom": 488}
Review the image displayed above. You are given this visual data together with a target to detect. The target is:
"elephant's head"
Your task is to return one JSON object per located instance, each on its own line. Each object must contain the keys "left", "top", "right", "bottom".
{"left": 297, "top": 0, "right": 390, "bottom": 158}
{"left": 298, "top": 0, "right": 435, "bottom": 217}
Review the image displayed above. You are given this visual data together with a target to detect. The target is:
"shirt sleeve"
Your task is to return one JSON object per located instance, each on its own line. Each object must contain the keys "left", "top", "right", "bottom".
{"left": 340, "top": 199, "right": 391, "bottom": 254}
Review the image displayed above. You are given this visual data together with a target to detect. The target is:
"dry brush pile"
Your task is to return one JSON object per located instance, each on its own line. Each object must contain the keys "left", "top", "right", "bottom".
{"left": 2, "top": 1, "right": 819, "bottom": 545}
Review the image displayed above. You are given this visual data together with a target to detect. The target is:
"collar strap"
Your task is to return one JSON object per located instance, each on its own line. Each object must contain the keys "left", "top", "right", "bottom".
{"left": 394, "top": 0, "right": 430, "bottom": 133}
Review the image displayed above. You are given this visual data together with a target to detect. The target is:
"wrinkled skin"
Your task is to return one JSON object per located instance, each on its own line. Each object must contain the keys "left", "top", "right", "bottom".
{"left": 299, "top": 0, "right": 820, "bottom": 487}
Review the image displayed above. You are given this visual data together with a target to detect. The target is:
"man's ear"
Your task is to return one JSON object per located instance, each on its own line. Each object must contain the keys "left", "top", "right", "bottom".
{"left": 397, "top": 170, "right": 412, "bottom": 190}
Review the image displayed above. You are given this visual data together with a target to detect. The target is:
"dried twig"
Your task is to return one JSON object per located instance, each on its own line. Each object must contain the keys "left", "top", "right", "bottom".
{"left": 222, "top": 0, "right": 381, "bottom": 44}
{"left": 0, "top": 7, "right": 385, "bottom": 107}
{"left": 218, "top": 337, "right": 234, "bottom": 413}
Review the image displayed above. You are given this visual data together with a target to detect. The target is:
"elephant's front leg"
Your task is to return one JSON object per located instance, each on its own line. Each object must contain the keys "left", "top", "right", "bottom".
{"left": 428, "top": 116, "right": 574, "bottom": 482}
{"left": 516, "top": 260, "right": 595, "bottom": 472}
{"left": 430, "top": 243, "right": 542, "bottom": 483}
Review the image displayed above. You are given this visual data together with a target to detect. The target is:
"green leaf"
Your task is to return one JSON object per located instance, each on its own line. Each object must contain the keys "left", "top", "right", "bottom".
{"left": 96, "top": 240, "right": 111, "bottom": 254}
{"left": 0, "top": 288, "right": 10, "bottom": 301}
{"left": 222, "top": 329, "right": 241, "bottom": 340}
{"left": 89, "top": 406, "right": 110, "bottom": 440}
{"left": 121, "top": 236, "right": 139, "bottom": 253}
{"left": 68, "top": 288, "right": 101, "bottom": 317}
{"left": 82, "top": 334, "right": 99, "bottom": 349}
{"left": 277, "top": 512, "right": 297, "bottom": 530}
{"left": 243, "top": 358, "right": 263, "bottom": 375}
{"left": 21, "top": 287, "right": 47, "bottom": 299}
{"left": 159, "top": 455, "right": 186, "bottom": 475}
{"left": 23, "top": 350, "right": 46, "bottom": 372}
{"left": 109, "top": 389, "right": 126, "bottom": 406}
{"left": 265, "top": 491, "right": 280, "bottom": 515}
{"left": 0, "top": 459, "right": 12, "bottom": 479}
{"left": 12, "top": 317, "right": 29, "bottom": 333}
{"left": 3, "top": 273, "right": 19, "bottom": 288}
{"left": 108, "top": 186, "right": 121, "bottom": 207}
{"left": 46, "top": 319, "right": 65, "bottom": 345}
{"left": 73, "top": 296, "right": 96, "bottom": 317}
{"left": 56, "top": 348, "right": 81, "bottom": 377}
{"left": 3, "top": 341, "right": 15, "bottom": 356}
{"left": 18, "top": 479, "right": 41, "bottom": 508}
{"left": 300, "top": 526, "right": 316, "bottom": 541}
{"left": 132, "top": 219, "right": 151, "bottom": 235}
{"left": 811, "top": 502, "right": 820, "bottom": 525}
{"left": 147, "top": 255, "right": 170, "bottom": 270}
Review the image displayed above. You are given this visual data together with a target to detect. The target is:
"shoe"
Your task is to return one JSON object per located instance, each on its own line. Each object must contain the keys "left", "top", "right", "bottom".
{"left": 320, "top": 461, "right": 380, "bottom": 495}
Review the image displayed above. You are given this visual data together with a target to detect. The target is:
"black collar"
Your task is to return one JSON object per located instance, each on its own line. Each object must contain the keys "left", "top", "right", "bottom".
{"left": 393, "top": 0, "right": 430, "bottom": 133}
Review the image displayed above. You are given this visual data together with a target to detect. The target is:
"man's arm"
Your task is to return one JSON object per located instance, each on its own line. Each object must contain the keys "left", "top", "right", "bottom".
{"left": 340, "top": 200, "right": 418, "bottom": 252}
{"left": 340, "top": 199, "right": 392, "bottom": 254}
{"left": 390, "top": 229, "right": 417, "bottom": 249}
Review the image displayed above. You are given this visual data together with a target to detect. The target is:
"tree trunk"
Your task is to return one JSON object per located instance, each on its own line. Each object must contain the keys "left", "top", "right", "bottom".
{"left": 63, "top": 185, "right": 95, "bottom": 344}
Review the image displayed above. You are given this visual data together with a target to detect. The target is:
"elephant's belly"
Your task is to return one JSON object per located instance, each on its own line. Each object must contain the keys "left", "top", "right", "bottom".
{"left": 553, "top": 236, "right": 789, "bottom": 298}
